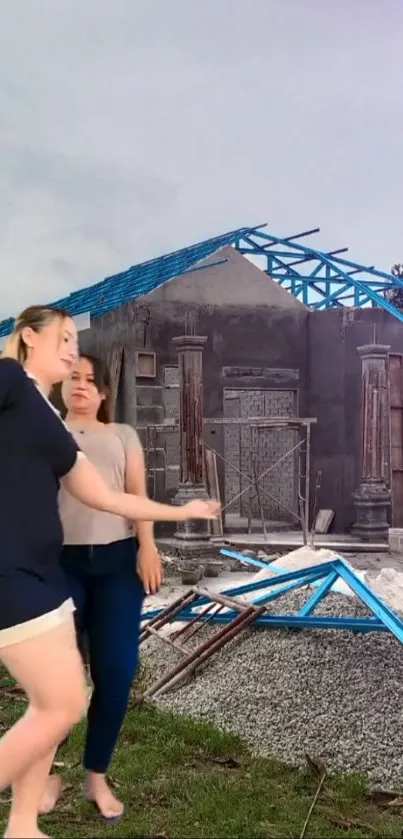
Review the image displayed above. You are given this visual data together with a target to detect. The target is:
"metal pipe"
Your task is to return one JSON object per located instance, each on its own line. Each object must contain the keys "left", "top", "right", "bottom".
{"left": 172, "top": 601, "right": 217, "bottom": 640}
{"left": 252, "top": 454, "right": 267, "bottom": 539}
{"left": 139, "top": 591, "right": 197, "bottom": 643}
{"left": 146, "top": 624, "right": 188, "bottom": 655}
{"left": 205, "top": 439, "right": 301, "bottom": 523}
{"left": 298, "top": 434, "right": 306, "bottom": 543}
{"left": 304, "top": 423, "right": 311, "bottom": 543}
{"left": 151, "top": 606, "right": 266, "bottom": 698}
{"left": 168, "top": 612, "right": 386, "bottom": 633}
{"left": 142, "top": 606, "right": 257, "bottom": 699}
{"left": 180, "top": 604, "right": 225, "bottom": 643}
{"left": 221, "top": 438, "right": 304, "bottom": 512}
{"left": 261, "top": 228, "right": 320, "bottom": 250}
{"left": 194, "top": 586, "right": 252, "bottom": 613}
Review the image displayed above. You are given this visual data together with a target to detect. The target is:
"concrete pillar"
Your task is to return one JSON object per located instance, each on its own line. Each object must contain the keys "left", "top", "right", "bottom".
{"left": 172, "top": 334, "right": 210, "bottom": 541}
{"left": 352, "top": 344, "right": 391, "bottom": 541}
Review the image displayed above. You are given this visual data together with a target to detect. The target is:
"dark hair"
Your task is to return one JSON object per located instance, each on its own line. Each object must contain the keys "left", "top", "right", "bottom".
{"left": 2, "top": 305, "right": 71, "bottom": 363}
{"left": 81, "top": 353, "right": 114, "bottom": 424}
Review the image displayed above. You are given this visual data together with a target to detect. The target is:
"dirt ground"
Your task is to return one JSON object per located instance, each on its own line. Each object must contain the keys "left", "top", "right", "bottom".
{"left": 144, "top": 549, "right": 403, "bottom": 615}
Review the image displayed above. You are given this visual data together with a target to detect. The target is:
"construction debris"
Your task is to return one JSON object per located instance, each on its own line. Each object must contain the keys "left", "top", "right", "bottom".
{"left": 314, "top": 509, "right": 335, "bottom": 534}
{"left": 139, "top": 586, "right": 265, "bottom": 699}
{"left": 140, "top": 546, "right": 403, "bottom": 787}
{"left": 142, "top": 549, "right": 403, "bottom": 640}
{"left": 144, "top": 588, "right": 403, "bottom": 787}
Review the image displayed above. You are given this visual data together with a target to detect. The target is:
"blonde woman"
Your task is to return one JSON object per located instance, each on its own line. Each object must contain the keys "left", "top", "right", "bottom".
{"left": 0, "top": 305, "right": 218, "bottom": 839}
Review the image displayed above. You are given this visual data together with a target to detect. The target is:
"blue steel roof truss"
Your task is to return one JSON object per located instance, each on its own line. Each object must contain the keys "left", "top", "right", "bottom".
{"left": 0, "top": 222, "right": 402, "bottom": 337}
{"left": 141, "top": 551, "right": 403, "bottom": 646}
{"left": 235, "top": 226, "right": 403, "bottom": 321}
{"left": 0, "top": 229, "right": 244, "bottom": 337}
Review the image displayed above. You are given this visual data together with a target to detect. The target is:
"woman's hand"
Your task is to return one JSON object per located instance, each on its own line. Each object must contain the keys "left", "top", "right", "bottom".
{"left": 64, "top": 458, "right": 222, "bottom": 523}
{"left": 179, "top": 499, "right": 221, "bottom": 521}
{"left": 137, "top": 542, "right": 163, "bottom": 595}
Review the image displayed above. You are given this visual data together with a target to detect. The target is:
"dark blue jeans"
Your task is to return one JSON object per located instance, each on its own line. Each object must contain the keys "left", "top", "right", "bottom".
{"left": 61, "top": 538, "right": 144, "bottom": 774}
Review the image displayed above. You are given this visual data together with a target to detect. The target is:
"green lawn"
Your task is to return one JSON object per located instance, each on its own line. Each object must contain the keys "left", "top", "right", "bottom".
{"left": 0, "top": 674, "right": 402, "bottom": 838}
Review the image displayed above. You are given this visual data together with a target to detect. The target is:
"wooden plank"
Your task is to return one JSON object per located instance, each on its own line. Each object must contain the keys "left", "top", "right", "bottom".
{"left": 314, "top": 509, "right": 334, "bottom": 534}
{"left": 389, "top": 354, "right": 403, "bottom": 407}
{"left": 389, "top": 354, "right": 403, "bottom": 526}
{"left": 205, "top": 416, "right": 317, "bottom": 426}
{"left": 204, "top": 448, "right": 224, "bottom": 536}
{"left": 107, "top": 344, "right": 123, "bottom": 410}
{"left": 138, "top": 416, "right": 317, "bottom": 429}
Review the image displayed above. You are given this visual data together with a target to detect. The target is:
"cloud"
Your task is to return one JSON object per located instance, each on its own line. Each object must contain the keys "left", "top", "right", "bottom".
{"left": 0, "top": 0, "right": 402, "bottom": 317}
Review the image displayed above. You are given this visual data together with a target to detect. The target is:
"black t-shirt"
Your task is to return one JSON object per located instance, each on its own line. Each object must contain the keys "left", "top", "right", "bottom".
{"left": 0, "top": 358, "right": 79, "bottom": 576}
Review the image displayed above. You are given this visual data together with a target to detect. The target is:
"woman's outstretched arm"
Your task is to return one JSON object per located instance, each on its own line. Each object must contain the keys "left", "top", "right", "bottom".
{"left": 62, "top": 454, "right": 219, "bottom": 522}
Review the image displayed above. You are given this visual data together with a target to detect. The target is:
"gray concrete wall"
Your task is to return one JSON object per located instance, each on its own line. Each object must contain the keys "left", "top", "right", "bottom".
{"left": 78, "top": 246, "right": 403, "bottom": 534}
{"left": 308, "top": 308, "right": 403, "bottom": 532}
{"left": 80, "top": 299, "right": 309, "bottom": 472}
{"left": 80, "top": 247, "right": 309, "bottom": 428}
{"left": 78, "top": 250, "right": 309, "bottom": 533}
{"left": 141, "top": 246, "right": 306, "bottom": 310}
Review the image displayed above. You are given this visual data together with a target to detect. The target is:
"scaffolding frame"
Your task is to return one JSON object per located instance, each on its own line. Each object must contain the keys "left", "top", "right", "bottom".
{"left": 143, "top": 416, "right": 316, "bottom": 542}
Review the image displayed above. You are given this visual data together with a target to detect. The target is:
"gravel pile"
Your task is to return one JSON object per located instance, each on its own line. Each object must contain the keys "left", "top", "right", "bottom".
{"left": 142, "top": 589, "right": 403, "bottom": 787}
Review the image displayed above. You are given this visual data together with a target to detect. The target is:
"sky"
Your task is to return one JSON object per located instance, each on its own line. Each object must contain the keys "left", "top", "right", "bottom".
{"left": 0, "top": 0, "right": 402, "bottom": 319}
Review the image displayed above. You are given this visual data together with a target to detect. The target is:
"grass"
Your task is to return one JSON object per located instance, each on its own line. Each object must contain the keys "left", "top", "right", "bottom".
{"left": 0, "top": 672, "right": 402, "bottom": 838}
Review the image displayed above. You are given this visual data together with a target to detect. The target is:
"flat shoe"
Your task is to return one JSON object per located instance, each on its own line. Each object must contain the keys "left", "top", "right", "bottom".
{"left": 84, "top": 794, "right": 124, "bottom": 825}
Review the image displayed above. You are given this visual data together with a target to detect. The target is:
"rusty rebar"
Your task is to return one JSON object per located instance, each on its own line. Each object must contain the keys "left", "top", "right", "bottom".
{"left": 178, "top": 604, "right": 225, "bottom": 644}
{"left": 142, "top": 606, "right": 260, "bottom": 700}
{"left": 193, "top": 586, "right": 251, "bottom": 613}
{"left": 139, "top": 590, "right": 197, "bottom": 644}
{"left": 145, "top": 624, "right": 188, "bottom": 655}
{"left": 150, "top": 606, "right": 266, "bottom": 699}
{"left": 172, "top": 601, "right": 220, "bottom": 640}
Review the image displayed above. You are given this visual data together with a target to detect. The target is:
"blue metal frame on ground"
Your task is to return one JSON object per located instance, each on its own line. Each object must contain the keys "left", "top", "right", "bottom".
{"left": 1, "top": 223, "right": 402, "bottom": 336}
{"left": 141, "top": 553, "right": 403, "bottom": 646}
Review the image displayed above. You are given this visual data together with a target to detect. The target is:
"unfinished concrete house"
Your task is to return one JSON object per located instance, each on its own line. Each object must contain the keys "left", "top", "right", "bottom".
{"left": 1, "top": 224, "right": 403, "bottom": 545}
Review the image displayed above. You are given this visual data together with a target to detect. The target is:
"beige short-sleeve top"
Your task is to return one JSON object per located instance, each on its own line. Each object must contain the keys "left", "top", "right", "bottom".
{"left": 59, "top": 423, "right": 142, "bottom": 546}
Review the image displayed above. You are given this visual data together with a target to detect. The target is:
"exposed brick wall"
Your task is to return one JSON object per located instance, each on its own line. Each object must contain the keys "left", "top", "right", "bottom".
{"left": 162, "top": 366, "right": 180, "bottom": 491}
{"left": 223, "top": 389, "right": 298, "bottom": 522}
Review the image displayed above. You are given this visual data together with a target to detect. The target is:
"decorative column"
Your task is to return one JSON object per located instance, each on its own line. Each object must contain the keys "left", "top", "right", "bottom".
{"left": 352, "top": 344, "right": 391, "bottom": 541}
{"left": 173, "top": 334, "right": 210, "bottom": 541}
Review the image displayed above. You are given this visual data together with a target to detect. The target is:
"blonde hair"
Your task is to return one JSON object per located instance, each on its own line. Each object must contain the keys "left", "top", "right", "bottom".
{"left": 1, "top": 305, "right": 71, "bottom": 364}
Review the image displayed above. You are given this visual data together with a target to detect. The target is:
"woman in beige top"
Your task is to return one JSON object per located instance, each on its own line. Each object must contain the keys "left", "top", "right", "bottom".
{"left": 41, "top": 354, "right": 169, "bottom": 823}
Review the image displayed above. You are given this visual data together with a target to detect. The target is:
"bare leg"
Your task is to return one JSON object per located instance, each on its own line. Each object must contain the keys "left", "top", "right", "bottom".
{"left": 0, "top": 617, "right": 87, "bottom": 838}
{"left": 39, "top": 638, "right": 91, "bottom": 815}
{"left": 38, "top": 772, "right": 63, "bottom": 817}
{"left": 38, "top": 738, "right": 71, "bottom": 815}
{"left": 9, "top": 750, "right": 57, "bottom": 838}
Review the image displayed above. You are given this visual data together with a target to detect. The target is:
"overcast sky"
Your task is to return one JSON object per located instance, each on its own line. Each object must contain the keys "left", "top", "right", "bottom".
{"left": 0, "top": 0, "right": 402, "bottom": 319}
